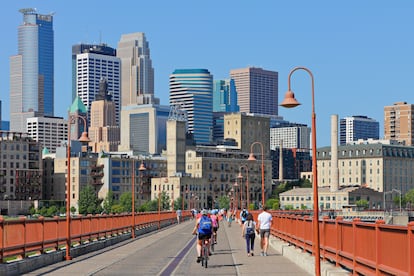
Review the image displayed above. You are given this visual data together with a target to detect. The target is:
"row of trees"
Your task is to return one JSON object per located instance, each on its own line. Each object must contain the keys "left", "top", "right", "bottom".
{"left": 30, "top": 185, "right": 178, "bottom": 217}
{"left": 31, "top": 181, "right": 414, "bottom": 216}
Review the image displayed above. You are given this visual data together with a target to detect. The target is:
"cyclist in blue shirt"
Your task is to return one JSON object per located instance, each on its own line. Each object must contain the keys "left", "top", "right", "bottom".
{"left": 192, "top": 209, "right": 213, "bottom": 263}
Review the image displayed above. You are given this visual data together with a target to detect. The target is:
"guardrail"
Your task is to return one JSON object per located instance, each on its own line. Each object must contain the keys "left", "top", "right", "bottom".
{"left": 0, "top": 211, "right": 190, "bottom": 263}
{"left": 266, "top": 212, "right": 414, "bottom": 276}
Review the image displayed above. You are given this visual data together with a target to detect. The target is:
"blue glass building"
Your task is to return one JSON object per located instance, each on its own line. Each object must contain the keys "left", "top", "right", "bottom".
{"left": 169, "top": 69, "right": 213, "bottom": 145}
{"left": 213, "top": 79, "right": 239, "bottom": 112}
{"left": 339, "top": 115, "right": 380, "bottom": 145}
{"left": 10, "top": 8, "right": 54, "bottom": 132}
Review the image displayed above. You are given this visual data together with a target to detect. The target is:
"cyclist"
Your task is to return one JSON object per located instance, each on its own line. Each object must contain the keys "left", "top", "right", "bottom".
{"left": 210, "top": 210, "right": 219, "bottom": 244}
{"left": 192, "top": 209, "right": 213, "bottom": 263}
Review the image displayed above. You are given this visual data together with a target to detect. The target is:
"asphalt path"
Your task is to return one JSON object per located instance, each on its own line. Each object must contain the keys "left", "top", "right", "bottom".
{"left": 24, "top": 218, "right": 310, "bottom": 276}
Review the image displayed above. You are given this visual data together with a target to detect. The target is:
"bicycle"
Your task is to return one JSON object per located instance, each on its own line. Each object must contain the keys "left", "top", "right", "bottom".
{"left": 200, "top": 237, "right": 210, "bottom": 268}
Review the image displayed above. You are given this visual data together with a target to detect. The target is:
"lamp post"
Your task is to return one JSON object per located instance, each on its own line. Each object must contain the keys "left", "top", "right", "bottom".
{"left": 383, "top": 188, "right": 402, "bottom": 212}
{"left": 238, "top": 165, "right": 249, "bottom": 210}
{"left": 131, "top": 161, "right": 146, "bottom": 238}
{"left": 237, "top": 174, "right": 244, "bottom": 209}
{"left": 131, "top": 159, "right": 136, "bottom": 238}
{"left": 230, "top": 188, "right": 234, "bottom": 210}
{"left": 158, "top": 182, "right": 162, "bottom": 229}
{"left": 247, "top": 142, "right": 265, "bottom": 208}
{"left": 280, "top": 66, "right": 320, "bottom": 276}
{"left": 233, "top": 180, "right": 239, "bottom": 210}
{"left": 66, "top": 114, "right": 90, "bottom": 261}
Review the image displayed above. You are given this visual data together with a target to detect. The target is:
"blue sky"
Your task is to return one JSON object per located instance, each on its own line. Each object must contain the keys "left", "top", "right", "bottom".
{"left": 1, "top": 1, "right": 414, "bottom": 147}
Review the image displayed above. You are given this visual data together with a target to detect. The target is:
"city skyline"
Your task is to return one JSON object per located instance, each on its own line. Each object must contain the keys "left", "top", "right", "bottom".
{"left": 1, "top": 1, "right": 414, "bottom": 147}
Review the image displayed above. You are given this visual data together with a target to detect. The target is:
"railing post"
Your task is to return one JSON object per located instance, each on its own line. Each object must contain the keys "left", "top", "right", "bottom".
{"left": 352, "top": 218, "right": 361, "bottom": 274}
{"left": 375, "top": 219, "right": 385, "bottom": 275}
{"left": 408, "top": 221, "right": 414, "bottom": 276}
{"left": 40, "top": 216, "right": 45, "bottom": 254}
{"left": 0, "top": 216, "right": 4, "bottom": 262}
{"left": 335, "top": 216, "right": 343, "bottom": 267}
{"left": 322, "top": 216, "right": 329, "bottom": 261}
{"left": 20, "top": 216, "right": 26, "bottom": 260}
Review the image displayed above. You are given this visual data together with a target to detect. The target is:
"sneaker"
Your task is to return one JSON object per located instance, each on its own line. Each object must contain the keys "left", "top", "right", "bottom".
{"left": 196, "top": 256, "right": 201, "bottom": 263}
{"left": 209, "top": 252, "right": 212, "bottom": 256}
{"left": 251, "top": 252, "right": 254, "bottom": 256}
{"left": 247, "top": 253, "right": 251, "bottom": 257}
{"left": 260, "top": 252, "right": 264, "bottom": 256}
{"left": 263, "top": 252, "right": 268, "bottom": 256}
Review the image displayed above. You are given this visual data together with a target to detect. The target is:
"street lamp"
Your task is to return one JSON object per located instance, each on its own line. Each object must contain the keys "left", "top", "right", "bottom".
{"left": 247, "top": 142, "right": 265, "bottom": 208}
{"left": 280, "top": 66, "right": 320, "bottom": 276}
{"left": 131, "top": 160, "right": 146, "bottom": 238}
{"left": 233, "top": 180, "right": 239, "bottom": 210}
{"left": 238, "top": 165, "right": 249, "bottom": 210}
{"left": 158, "top": 181, "right": 162, "bottom": 229}
{"left": 237, "top": 174, "right": 244, "bottom": 209}
{"left": 383, "top": 188, "right": 402, "bottom": 212}
{"left": 66, "top": 114, "right": 90, "bottom": 261}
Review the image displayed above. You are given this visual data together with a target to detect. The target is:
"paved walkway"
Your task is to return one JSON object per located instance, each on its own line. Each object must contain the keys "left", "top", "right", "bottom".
{"left": 23, "top": 218, "right": 349, "bottom": 275}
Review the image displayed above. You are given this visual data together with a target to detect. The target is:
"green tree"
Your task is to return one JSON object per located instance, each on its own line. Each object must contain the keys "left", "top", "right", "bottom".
{"left": 119, "top": 192, "right": 132, "bottom": 212}
{"left": 46, "top": 205, "right": 59, "bottom": 217}
{"left": 78, "top": 185, "right": 102, "bottom": 215}
{"left": 39, "top": 206, "right": 48, "bottom": 216}
{"left": 111, "top": 204, "right": 124, "bottom": 214}
{"left": 217, "top": 196, "right": 230, "bottom": 209}
{"left": 70, "top": 206, "right": 77, "bottom": 215}
{"left": 59, "top": 206, "right": 66, "bottom": 214}
{"left": 159, "top": 191, "right": 170, "bottom": 210}
{"left": 355, "top": 199, "right": 369, "bottom": 210}
{"left": 404, "top": 189, "right": 414, "bottom": 206}
{"left": 265, "top": 198, "right": 279, "bottom": 210}
{"left": 174, "top": 196, "right": 186, "bottom": 210}
{"left": 139, "top": 199, "right": 158, "bottom": 212}
{"left": 284, "top": 204, "right": 294, "bottom": 210}
{"left": 103, "top": 190, "right": 115, "bottom": 214}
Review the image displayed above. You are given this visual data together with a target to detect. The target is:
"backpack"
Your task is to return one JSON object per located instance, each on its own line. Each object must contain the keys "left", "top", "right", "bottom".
{"left": 241, "top": 210, "right": 248, "bottom": 219}
{"left": 246, "top": 220, "right": 254, "bottom": 235}
{"left": 199, "top": 216, "right": 212, "bottom": 235}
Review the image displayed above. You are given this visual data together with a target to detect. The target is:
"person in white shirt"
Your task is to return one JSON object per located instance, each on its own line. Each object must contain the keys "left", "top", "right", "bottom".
{"left": 257, "top": 206, "right": 272, "bottom": 256}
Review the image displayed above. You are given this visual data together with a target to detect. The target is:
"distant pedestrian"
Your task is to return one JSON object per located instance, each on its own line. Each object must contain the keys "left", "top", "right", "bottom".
{"left": 176, "top": 209, "right": 182, "bottom": 224}
{"left": 257, "top": 206, "right": 272, "bottom": 256}
{"left": 240, "top": 208, "right": 248, "bottom": 224}
{"left": 241, "top": 213, "right": 256, "bottom": 256}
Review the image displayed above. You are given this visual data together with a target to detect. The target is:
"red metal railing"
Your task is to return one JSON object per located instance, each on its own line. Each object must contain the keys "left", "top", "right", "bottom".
{"left": 264, "top": 211, "right": 414, "bottom": 276}
{"left": 0, "top": 211, "right": 189, "bottom": 262}
{"left": 1, "top": 210, "right": 413, "bottom": 275}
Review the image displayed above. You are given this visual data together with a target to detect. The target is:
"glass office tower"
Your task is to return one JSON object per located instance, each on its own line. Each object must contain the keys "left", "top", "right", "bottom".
{"left": 10, "top": 8, "right": 54, "bottom": 132}
{"left": 169, "top": 69, "right": 213, "bottom": 145}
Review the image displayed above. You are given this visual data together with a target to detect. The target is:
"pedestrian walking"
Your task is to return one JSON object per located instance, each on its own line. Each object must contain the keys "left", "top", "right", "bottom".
{"left": 257, "top": 206, "right": 272, "bottom": 256}
{"left": 176, "top": 209, "right": 182, "bottom": 224}
{"left": 241, "top": 213, "right": 256, "bottom": 256}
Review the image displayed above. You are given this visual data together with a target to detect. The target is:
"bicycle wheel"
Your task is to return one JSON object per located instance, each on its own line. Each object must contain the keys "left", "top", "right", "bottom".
{"left": 203, "top": 244, "right": 208, "bottom": 268}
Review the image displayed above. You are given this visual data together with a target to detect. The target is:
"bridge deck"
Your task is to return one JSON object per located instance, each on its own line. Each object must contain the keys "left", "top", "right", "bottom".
{"left": 23, "top": 218, "right": 337, "bottom": 275}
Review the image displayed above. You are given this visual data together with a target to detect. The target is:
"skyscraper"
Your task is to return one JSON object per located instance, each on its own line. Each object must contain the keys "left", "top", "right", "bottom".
{"left": 117, "top": 33, "right": 158, "bottom": 106}
{"left": 384, "top": 102, "right": 414, "bottom": 146}
{"left": 169, "top": 69, "right": 213, "bottom": 145}
{"left": 339, "top": 115, "right": 379, "bottom": 145}
{"left": 230, "top": 67, "right": 278, "bottom": 116}
{"left": 213, "top": 79, "right": 239, "bottom": 112}
{"left": 88, "top": 79, "right": 120, "bottom": 153}
{"left": 72, "top": 43, "right": 120, "bottom": 125}
{"left": 10, "top": 8, "right": 54, "bottom": 132}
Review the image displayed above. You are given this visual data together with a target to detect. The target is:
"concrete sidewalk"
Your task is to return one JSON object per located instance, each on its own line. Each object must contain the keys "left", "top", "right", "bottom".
{"left": 222, "top": 218, "right": 310, "bottom": 275}
{"left": 225, "top": 218, "right": 350, "bottom": 276}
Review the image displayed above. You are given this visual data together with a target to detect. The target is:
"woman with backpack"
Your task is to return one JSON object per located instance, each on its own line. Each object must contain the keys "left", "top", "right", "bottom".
{"left": 241, "top": 213, "right": 256, "bottom": 256}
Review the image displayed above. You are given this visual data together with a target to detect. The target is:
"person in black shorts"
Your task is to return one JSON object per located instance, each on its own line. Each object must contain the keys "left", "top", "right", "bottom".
{"left": 192, "top": 209, "right": 213, "bottom": 263}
